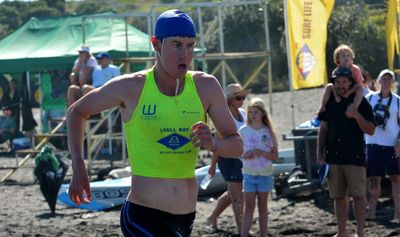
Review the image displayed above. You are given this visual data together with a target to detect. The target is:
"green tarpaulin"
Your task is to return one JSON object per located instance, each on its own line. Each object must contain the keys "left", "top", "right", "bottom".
{"left": 0, "top": 12, "right": 151, "bottom": 73}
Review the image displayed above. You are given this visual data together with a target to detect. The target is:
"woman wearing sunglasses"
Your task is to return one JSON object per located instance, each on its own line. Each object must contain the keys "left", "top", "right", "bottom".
{"left": 207, "top": 83, "right": 249, "bottom": 234}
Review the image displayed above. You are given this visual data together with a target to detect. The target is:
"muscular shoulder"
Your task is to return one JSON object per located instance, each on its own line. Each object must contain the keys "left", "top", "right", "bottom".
{"left": 192, "top": 71, "right": 219, "bottom": 83}
{"left": 108, "top": 71, "right": 145, "bottom": 87}
{"left": 101, "top": 70, "right": 146, "bottom": 103}
{"left": 191, "top": 71, "right": 221, "bottom": 94}
{"left": 191, "top": 71, "right": 224, "bottom": 110}
{"left": 99, "top": 70, "right": 147, "bottom": 121}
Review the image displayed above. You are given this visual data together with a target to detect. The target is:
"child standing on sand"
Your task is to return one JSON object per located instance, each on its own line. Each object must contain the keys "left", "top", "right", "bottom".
{"left": 239, "top": 98, "right": 278, "bottom": 237}
{"left": 319, "top": 44, "right": 364, "bottom": 113}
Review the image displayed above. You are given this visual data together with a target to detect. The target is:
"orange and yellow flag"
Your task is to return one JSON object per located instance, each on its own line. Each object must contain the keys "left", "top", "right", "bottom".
{"left": 286, "top": 0, "right": 334, "bottom": 90}
{"left": 386, "top": 0, "right": 400, "bottom": 70}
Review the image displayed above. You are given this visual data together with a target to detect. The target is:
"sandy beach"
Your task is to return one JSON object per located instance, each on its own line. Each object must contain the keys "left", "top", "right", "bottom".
{"left": 0, "top": 88, "right": 399, "bottom": 237}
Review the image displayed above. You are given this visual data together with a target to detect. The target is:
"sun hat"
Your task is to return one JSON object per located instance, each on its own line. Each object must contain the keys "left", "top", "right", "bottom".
{"left": 155, "top": 9, "right": 196, "bottom": 39}
{"left": 78, "top": 45, "right": 90, "bottom": 53}
{"left": 224, "top": 84, "right": 250, "bottom": 99}
{"left": 377, "top": 69, "right": 395, "bottom": 82}
{"left": 95, "top": 52, "right": 110, "bottom": 59}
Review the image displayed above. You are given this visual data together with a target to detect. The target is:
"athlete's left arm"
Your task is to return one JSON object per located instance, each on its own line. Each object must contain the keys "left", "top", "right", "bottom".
{"left": 191, "top": 73, "right": 243, "bottom": 158}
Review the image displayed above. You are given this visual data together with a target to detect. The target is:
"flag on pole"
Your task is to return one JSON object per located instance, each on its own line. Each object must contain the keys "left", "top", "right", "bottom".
{"left": 286, "top": 0, "right": 334, "bottom": 90}
{"left": 385, "top": 0, "right": 399, "bottom": 70}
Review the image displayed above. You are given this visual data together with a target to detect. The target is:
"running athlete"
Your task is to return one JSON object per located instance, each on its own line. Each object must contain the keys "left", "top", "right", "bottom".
{"left": 67, "top": 9, "right": 243, "bottom": 237}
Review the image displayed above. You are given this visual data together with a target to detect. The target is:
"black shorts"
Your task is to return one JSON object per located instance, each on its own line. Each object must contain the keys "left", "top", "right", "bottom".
{"left": 217, "top": 157, "right": 243, "bottom": 183}
{"left": 366, "top": 144, "right": 400, "bottom": 177}
{"left": 120, "top": 201, "right": 195, "bottom": 237}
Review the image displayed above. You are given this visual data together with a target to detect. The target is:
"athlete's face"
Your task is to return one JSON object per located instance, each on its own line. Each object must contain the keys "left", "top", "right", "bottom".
{"left": 154, "top": 36, "right": 195, "bottom": 79}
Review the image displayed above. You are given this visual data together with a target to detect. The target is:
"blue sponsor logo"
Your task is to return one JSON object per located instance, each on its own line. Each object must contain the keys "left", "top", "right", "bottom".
{"left": 157, "top": 133, "right": 190, "bottom": 150}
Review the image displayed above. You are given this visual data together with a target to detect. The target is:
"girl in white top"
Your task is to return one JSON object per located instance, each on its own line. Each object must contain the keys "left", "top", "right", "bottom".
{"left": 239, "top": 98, "right": 278, "bottom": 237}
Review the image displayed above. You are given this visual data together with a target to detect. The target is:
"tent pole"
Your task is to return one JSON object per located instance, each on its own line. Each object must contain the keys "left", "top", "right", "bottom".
{"left": 147, "top": 15, "right": 153, "bottom": 69}
{"left": 283, "top": 0, "right": 295, "bottom": 129}
{"left": 197, "top": 6, "right": 208, "bottom": 72}
{"left": 125, "top": 17, "right": 129, "bottom": 58}
{"left": 38, "top": 72, "right": 43, "bottom": 133}
{"left": 82, "top": 17, "right": 86, "bottom": 45}
{"left": 218, "top": 4, "right": 226, "bottom": 88}
{"left": 26, "top": 71, "right": 31, "bottom": 100}
{"left": 263, "top": 2, "right": 273, "bottom": 115}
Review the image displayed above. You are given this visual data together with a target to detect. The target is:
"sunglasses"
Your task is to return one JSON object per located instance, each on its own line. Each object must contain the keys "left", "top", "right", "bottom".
{"left": 235, "top": 96, "right": 246, "bottom": 101}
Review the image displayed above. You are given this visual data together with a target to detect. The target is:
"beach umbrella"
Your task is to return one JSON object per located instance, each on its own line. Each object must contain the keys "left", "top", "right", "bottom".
{"left": 34, "top": 145, "right": 68, "bottom": 213}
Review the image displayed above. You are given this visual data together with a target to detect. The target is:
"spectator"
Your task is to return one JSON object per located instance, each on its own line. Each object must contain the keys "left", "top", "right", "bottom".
{"left": 319, "top": 44, "right": 364, "bottom": 113}
{"left": 0, "top": 106, "right": 16, "bottom": 143}
{"left": 317, "top": 67, "right": 375, "bottom": 237}
{"left": 91, "top": 52, "right": 121, "bottom": 88}
{"left": 2, "top": 76, "right": 21, "bottom": 132}
{"left": 239, "top": 98, "right": 278, "bottom": 237}
{"left": 67, "top": 45, "right": 97, "bottom": 106}
{"left": 361, "top": 68, "right": 377, "bottom": 95}
{"left": 206, "top": 83, "right": 249, "bottom": 234}
{"left": 365, "top": 69, "right": 400, "bottom": 223}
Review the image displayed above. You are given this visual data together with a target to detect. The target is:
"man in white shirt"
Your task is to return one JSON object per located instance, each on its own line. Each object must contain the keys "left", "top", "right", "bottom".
{"left": 365, "top": 69, "right": 400, "bottom": 223}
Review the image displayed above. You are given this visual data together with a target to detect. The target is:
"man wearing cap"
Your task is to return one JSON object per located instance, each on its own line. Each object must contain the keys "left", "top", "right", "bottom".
{"left": 365, "top": 69, "right": 400, "bottom": 223}
{"left": 317, "top": 67, "right": 375, "bottom": 237}
{"left": 67, "top": 9, "right": 243, "bottom": 237}
{"left": 91, "top": 52, "right": 121, "bottom": 88}
{"left": 67, "top": 45, "right": 97, "bottom": 106}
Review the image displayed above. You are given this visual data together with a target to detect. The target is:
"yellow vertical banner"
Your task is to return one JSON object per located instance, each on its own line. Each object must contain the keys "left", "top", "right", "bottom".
{"left": 385, "top": 0, "right": 400, "bottom": 70}
{"left": 286, "top": 0, "right": 334, "bottom": 90}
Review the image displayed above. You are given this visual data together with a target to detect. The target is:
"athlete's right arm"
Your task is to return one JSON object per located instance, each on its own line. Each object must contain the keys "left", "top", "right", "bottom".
{"left": 67, "top": 73, "right": 143, "bottom": 205}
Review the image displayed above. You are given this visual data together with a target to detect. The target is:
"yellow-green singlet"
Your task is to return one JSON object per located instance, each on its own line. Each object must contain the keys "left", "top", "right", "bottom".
{"left": 124, "top": 68, "right": 206, "bottom": 178}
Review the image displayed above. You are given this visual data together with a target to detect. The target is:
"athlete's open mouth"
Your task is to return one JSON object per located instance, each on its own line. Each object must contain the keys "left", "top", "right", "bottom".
{"left": 178, "top": 64, "right": 187, "bottom": 70}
